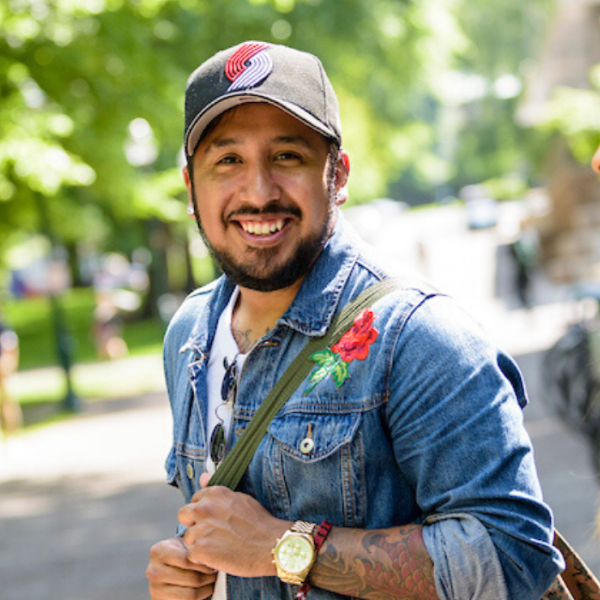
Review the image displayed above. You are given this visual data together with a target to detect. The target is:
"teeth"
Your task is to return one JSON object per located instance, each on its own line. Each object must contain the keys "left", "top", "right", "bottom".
{"left": 241, "top": 220, "right": 284, "bottom": 235}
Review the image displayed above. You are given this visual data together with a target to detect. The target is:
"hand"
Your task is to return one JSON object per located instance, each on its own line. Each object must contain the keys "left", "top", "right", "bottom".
{"left": 178, "top": 484, "right": 290, "bottom": 578}
{"left": 146, "top": 536, "right": 217, "bottom": 600}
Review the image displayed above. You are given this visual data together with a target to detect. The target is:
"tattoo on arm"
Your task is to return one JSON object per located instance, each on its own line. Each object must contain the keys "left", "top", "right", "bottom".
{"left": 310, "top": 525, "right": 438, "bottom": 600}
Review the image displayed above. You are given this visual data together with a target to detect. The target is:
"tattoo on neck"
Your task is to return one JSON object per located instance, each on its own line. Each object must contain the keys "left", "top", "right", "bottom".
{"left": 232, "top": 325, "right": 253, "bottom": 354}
{"left": 231, "top": 322, "right": 272, "bottom": 354}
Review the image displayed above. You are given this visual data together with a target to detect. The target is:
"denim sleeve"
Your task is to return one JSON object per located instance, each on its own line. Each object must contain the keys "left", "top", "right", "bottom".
{"left": 422, "top": 513, "right": 508, "bottom": 600}
{"left": 386, "top": 294, "right": 563, "bottom": 600}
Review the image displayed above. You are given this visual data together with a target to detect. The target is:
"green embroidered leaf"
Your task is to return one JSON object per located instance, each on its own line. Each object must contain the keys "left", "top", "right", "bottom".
{"left": 309, "top": 348, "right": 336, "bottom": 368}
{"left": 331, "top": 361, "right": 350, "bottom": 387}
{"left": 308, "top": 366, "right": 329, "bottom": 385}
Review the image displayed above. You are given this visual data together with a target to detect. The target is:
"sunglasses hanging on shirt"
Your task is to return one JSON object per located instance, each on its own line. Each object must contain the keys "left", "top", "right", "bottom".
{"left": 210, "top": 355, "right": 239, "bottom": 467}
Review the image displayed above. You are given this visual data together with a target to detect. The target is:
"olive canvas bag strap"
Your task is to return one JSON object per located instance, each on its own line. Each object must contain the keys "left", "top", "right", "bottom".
{"left": 208, "top": 276, "right": 412, "bottom": 491}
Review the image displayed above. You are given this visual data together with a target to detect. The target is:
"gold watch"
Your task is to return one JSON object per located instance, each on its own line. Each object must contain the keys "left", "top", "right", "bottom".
{"left": 272, "top": 521, "right": 318, "bottom": 586}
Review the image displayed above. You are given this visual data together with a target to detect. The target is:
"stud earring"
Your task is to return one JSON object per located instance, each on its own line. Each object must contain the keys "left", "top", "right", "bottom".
{"left": 187, "top": 205, "right": 195, "bottom": 216}
{"left": 335, "top": 189, "right": 348, "bottom": 204}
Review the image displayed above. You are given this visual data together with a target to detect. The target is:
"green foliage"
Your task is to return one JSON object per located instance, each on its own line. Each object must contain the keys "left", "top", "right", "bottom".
{"left": 3, "top": 287, "right": 164, "bottom": 370}
{"left": 0, "top": 0, "right": 559, "bottom": 260}
{"left": 409, "top": 0, "right": 555, "bottom": 196}
{"left": 540, "top": 72, "right": 600, "bottom": 165}
{"left": 0, "top": 0, "right": 468, "bottom": 254}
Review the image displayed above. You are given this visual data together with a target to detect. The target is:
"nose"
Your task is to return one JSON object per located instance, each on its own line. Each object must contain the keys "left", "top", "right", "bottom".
{"left": 239, "top": 162, "right": 280, "bottom": 207}
{"left": 593, "top": 144, "right": 600, "bottom": 174}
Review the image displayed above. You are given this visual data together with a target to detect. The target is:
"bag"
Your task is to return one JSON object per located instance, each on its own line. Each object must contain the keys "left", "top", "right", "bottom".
{"left": 542, "top": 530, "right": 600, "bottom": 600}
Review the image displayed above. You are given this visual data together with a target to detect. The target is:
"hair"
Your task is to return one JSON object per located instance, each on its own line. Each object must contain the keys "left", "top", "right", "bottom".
{"left": 326, "top": 141, "right": 341, "bottom": 199}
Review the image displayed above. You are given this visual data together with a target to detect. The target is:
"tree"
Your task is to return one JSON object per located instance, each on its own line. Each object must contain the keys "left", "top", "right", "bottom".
{"left": 2, "top": 0, "right": 547, "bottom": 287}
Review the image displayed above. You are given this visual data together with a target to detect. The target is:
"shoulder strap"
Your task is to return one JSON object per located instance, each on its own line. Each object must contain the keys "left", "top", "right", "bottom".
{"left": 209, "top": 276, "right": 412, "bottom": 490}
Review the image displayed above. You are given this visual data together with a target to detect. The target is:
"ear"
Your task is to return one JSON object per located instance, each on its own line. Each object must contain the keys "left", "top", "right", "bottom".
{"left": 183, "top": 165, "right": 192, "bottom": 196}
{"left": 182, "top": 165, "right": 196, "bottom": 218}
{"left": 333, "top": 150, "right": 350, "bottom": 205}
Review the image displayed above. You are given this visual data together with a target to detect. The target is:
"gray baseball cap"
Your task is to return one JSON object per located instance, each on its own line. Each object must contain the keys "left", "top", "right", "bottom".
{"left": 184, "top": 41, "right": 342, "bottom": 156}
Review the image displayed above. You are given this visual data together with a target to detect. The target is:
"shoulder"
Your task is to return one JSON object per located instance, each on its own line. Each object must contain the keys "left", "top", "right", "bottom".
{"left": 164, "top": 279, "right": 220, "bottom": 351}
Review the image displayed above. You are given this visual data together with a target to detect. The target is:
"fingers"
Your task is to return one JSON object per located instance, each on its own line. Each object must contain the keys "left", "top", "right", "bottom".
{"left": 175, "top": 487, "right": 288, "bottom": 578}
{"left": 180, "top": 485, "right": 231, "bottom": 527}
{"left": 146, "top": 537, "right": 217, "bottom": 600}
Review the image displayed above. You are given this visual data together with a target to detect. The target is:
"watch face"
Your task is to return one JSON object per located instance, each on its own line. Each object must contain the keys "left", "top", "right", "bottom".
{"left": 277, "top": 535, "right": 314, "bottom": 574}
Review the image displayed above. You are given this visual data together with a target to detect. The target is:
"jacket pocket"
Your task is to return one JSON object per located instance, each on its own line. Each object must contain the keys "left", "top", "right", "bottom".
{"left": 261, "top": 407, "right": 366, "bottom": 527}
{"left": 268, "top": 410, "right": 361, "bottom": 462}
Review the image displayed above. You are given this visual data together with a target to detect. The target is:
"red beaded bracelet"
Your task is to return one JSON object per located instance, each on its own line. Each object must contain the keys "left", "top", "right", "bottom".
{"left": 297, "top": 520, "right": 333, "bottom": 600}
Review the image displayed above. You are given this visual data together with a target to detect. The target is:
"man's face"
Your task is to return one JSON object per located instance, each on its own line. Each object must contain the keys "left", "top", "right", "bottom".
{"left": 593, "top": 144, "right": 600, "bottom": 174}
{"left": 184, "top": 102, "right": 348, "bottom": 292}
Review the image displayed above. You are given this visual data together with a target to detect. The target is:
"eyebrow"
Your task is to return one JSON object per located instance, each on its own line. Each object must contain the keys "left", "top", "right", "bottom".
{"left": 204, "top": 135, "right": 314, "bottom": 154}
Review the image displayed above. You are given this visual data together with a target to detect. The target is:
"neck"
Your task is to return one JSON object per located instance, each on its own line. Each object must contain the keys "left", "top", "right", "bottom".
{"left": 231, "top": 279, "right": 304, "bottom": 354}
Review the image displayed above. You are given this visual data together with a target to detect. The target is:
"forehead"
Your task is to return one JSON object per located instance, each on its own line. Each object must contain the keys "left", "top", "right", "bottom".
{"left": 198, "top": 102, "right": 330, "bottom": 151}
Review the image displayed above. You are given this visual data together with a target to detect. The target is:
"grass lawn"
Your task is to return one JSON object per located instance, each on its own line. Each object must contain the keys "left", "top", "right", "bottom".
{"left": 2, "top": 288, "right": 168, "bottom": 417}
{"left": 3, "top": 287, "right": 166, "bottom": 370}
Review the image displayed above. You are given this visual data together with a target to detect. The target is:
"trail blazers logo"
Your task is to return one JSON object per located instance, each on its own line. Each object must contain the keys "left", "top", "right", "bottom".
{"left": 225, "top": 42, "right": 273, "bottom": 92}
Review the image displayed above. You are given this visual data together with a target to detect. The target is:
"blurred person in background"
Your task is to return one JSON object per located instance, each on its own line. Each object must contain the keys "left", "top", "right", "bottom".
{"left": 92, "top": 292, "right": 128, "bottom": 360}
{"left": 146, "top": 42, "right": 564, "bottom": 600}
{"left": 509, "top": 225, "right": 540, "bottom": 309}
{"left": 0, "top": 308, "right": 22, "bottom": 434}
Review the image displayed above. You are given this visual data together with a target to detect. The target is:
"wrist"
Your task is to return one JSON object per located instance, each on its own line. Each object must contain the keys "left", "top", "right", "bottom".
{"left": 272, "top": 520, "right": 333, "bottom": 593}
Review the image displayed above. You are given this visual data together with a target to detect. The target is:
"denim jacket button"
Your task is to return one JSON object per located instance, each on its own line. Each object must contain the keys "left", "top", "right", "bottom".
{"left": 186, "top": 463, "right": 194, "bottom": 480}
{"left": 300, "top": 438, "right": 314, "bottom": 454}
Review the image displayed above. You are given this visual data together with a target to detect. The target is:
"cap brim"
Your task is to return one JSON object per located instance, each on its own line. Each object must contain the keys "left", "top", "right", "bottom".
{"left": 185, "top": 92, "right": 340, "bottom": 155}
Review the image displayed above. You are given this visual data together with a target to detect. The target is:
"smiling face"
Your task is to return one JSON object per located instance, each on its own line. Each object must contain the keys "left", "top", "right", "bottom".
{"left": 184, "top": 102, "right": 349, "bottom": 292}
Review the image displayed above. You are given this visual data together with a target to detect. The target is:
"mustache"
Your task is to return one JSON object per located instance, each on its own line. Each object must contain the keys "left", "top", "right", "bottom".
{"left": 225, "top": 203, "right": 302, "bottom": 221}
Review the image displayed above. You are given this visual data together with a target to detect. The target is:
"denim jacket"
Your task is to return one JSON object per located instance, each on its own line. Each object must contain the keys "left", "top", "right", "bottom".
{"left": 163, "top": 216, "right": 563, "bottom": 600}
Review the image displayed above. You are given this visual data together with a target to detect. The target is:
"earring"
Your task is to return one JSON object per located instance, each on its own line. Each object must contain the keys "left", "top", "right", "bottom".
{"left": 187, "top": 205, "right": 195, "bottom": 216}
{"left": 335, "top": 189, "right": 347, "bottom": 204}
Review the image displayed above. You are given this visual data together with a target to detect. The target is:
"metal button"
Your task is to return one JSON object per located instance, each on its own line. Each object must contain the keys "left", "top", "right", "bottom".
{"left": 300, "top": 438, "right": 314, "bottom": 454}
{"left": 186, "top": 463, "right": 194, "bottom": 480}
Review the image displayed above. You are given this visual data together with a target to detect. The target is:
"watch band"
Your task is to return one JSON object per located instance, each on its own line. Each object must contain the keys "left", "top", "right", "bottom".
{"left": 297, "top": 521, "right": 332, "bottom": 600}
{"left": 291, "top": 521, "right": 318, "bottom": 536}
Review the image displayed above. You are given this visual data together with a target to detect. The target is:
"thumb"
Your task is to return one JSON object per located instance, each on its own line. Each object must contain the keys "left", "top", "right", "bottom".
{"left": 199, "top": 472, "right": 212, "bottom": 488}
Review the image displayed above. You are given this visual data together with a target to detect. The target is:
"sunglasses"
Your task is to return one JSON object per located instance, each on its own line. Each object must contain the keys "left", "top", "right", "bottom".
{"left": 210, "top": 356, "right": 238, "bottom": 467}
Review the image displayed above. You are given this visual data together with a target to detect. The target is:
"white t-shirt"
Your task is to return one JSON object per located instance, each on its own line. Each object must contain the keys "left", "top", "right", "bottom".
{"left": 205, "top": 287, "right": 248, "bottom": 599}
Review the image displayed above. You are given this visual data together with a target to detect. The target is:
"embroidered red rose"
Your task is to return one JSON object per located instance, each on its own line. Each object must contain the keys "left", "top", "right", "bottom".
{"left": 331, "top": 308, "right": 379, "bottom": 362}
{"left": 305, "top": 308, "right": 379, "bottom": 394}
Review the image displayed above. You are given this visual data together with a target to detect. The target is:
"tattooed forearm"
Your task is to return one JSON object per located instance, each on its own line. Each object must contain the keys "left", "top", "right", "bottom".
{"left": 309, "top": 525, "right": 438, "bottom": 600}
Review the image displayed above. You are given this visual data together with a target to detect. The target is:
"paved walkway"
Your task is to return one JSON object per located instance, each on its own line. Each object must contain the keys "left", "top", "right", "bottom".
{"left": 0, "top": 389, "right": 181, "bottom": 600}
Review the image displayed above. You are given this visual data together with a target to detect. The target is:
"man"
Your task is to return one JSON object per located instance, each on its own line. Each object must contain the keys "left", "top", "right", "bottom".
{"left": 147, "top": 41, "right": 563, "bottom": 600}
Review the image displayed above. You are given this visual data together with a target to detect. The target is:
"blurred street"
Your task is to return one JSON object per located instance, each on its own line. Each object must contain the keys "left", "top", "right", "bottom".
{"left": 1, "top": 202, "right": 599, "bottom": 599}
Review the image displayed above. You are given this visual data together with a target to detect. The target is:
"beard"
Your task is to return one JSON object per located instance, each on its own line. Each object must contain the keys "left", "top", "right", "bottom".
{"left": 193, "top": 201, "right": 336, "bottom": 293}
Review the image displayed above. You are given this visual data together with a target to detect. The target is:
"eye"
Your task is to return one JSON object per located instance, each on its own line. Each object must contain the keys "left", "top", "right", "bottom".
{"left": 275, "top": 152, "right": 302, "bottom": 162}
{"left": 216, "top": 155, "right": 241, "bottom": 165}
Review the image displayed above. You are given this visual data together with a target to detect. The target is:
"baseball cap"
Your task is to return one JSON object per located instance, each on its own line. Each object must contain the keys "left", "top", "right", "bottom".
{"left": 184, "top": 41, "right": 342, "bottom": 156}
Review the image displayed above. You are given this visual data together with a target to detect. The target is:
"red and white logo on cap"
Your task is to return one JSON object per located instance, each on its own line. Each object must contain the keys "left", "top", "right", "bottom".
{"left": 225, "top": 42, "right": 273, "bottom": 92}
